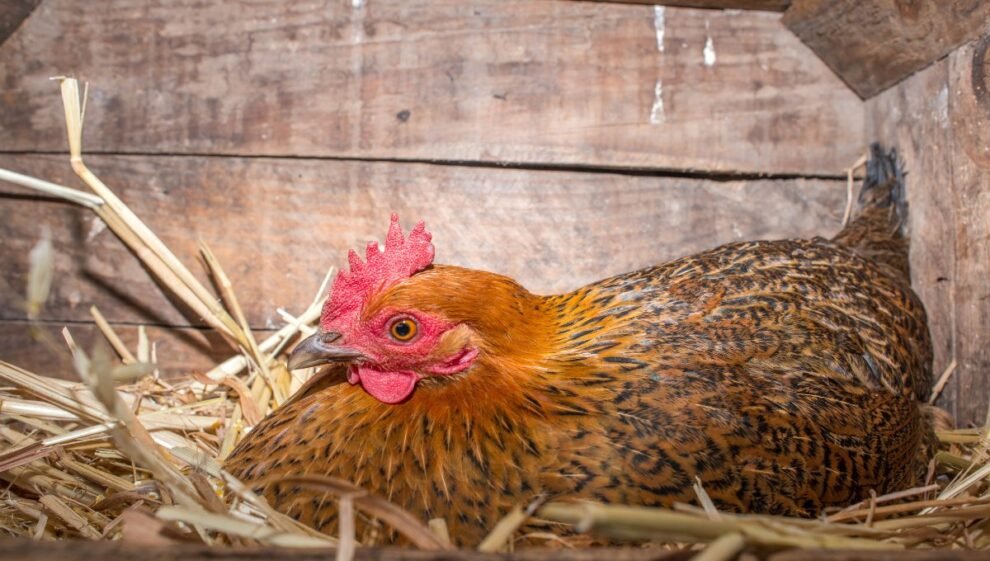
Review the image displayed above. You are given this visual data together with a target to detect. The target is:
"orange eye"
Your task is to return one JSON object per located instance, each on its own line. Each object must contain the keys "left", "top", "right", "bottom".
{"left": 389, "top": 318, "right": 418, "bottom": 342}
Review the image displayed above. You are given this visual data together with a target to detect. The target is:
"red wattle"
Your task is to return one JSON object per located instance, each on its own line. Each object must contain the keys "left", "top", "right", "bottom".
{"left": 349, "top": 366, "right": 419, "bottom": 404}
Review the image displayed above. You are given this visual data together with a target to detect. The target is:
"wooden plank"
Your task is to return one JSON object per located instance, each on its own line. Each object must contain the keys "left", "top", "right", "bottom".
{"left": 579, "top": 1, "right": 790, "bottom": 12}
{"left": 5, "top": 539, "right": 990, "bottom": 561}
{"left": 0, "top": 1, "right": 862, "bottom": 175}
{"left": 784, "top": 0, "right": 990, "bottom": 99}
{"left": 0, "top": 154, "right": 845, "bottom": 329}
{"left": 865, "top": 60, "right": 958, "bottom": 416}
{"left": 0, "top": 0, "right": 39, "bottom": 47}
{"left": 0, "top": 320, "right": 253, "bottom": 380}
{"left": 945, "top": 35, "right": 990, "bottom": 426}
{"left": 864, "top": 33, "right": 990, "bottom": 426}
{"left": 0, "top": 540, "right": 689, "bottom": 561}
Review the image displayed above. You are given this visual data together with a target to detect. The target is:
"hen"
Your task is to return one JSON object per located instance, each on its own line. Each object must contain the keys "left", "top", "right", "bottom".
{"left": 226, "top": 145, "right": 934, "bottom": 546}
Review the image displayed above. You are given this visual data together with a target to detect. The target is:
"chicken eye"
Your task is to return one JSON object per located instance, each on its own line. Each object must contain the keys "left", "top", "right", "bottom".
{"left": 389, "top": 318, "right": 418, "bottom": 342}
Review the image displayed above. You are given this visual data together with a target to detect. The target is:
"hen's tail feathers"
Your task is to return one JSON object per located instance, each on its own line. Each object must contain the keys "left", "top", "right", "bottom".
{"left": 833, "top": 143, "right": 911, "bottom": 280}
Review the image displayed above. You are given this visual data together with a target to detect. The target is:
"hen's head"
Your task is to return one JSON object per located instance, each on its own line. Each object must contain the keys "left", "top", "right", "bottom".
{"left": 288, "top": 214, "right": 537, "bottom": 405}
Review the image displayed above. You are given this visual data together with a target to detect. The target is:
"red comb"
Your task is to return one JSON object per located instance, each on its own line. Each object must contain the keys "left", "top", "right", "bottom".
{"left": 321, "top": 214, "right": 434, "bottom": 329}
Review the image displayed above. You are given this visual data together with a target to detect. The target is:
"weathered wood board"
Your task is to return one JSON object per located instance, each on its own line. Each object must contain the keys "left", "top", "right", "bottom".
{"left": 0, "top": 154, "right": 845, "bottom": 331}
{"left": 785, "top": 0, "right": 990, "bottom": 99}
{"left": 945, "top": 36, "right": 990, "bottom": 426}
{"left": 865, "top": 60, "right": 958, "bottom": 418}
{"left": 866, "top": 33, "right": 990, "bottom": 425}
{"left": 579, "top": 1, "right": 790, "bottom": 11}
{"left": 0, "top": 0, "right": 39, "bottom": 46}
{"left": 0, "top": 1, "right": 862, "bottom": 175}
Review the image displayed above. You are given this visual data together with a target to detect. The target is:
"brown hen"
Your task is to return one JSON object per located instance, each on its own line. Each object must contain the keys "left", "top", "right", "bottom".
{"left": 226, "top": 145, "right": 933, "bottom": 546}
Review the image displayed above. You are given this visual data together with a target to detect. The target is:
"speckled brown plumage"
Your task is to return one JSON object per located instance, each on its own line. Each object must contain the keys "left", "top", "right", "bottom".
{"left": 226, "top": 145, "right": 933, "bottom": 546}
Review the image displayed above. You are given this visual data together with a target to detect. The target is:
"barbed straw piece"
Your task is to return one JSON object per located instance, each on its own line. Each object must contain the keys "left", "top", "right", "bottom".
{"left": 0, "top": 360, "right": 111, "bottom": 424}
{"left": 841, "top": 152, "right": 868, "bottom": 228}
{"left": 70, "top": 343, "right": 205, "bottom": 510}
{"left": 200, "top": 241, "right": 285, "bottom": 405}
{"left": 0, "top": 167, "right": 103, "bottom": 208}
{"left": 55, "top": 77, "right": 246, "bottom": 347}
{"left": 692, "top": 477, "right": 722, "bottom": 522}
{"left": 156, "top": 506, "right": 332, "bottom": 548}
{"left": 204, "top": 265, "right": 333, "bottom": 383}
{"left": 38, "top": 494, "right": 102, "bottom": 540}
{"left": 89, "top": 306, "right": 137, "bottom": 365}
{"left": 202, "top": 303, "right": 321, "bottom": 383}
{"left": 691, "top": 532, "right": 746, "bottom": 561}
{"left": 477, "top": 496, "right": 545, "bottom": 553}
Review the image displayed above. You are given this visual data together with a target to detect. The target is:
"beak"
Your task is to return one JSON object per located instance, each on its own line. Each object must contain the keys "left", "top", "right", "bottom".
{"left": 287, "top": 332, "right": 365, "bottom": 370}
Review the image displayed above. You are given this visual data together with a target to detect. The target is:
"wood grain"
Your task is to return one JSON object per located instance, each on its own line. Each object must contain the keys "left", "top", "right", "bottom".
{"left": 946, "top": 36, "right": 990, "bottom": 425}
{"left": 865, "top": 60, "right": 958, "bottom": 415}
{"left": 0, "top": 320, "right": 253, "bottom": 380}
{"left": 0, "top": 0, "right": 862, "bottom": 175}
{"left": 0, "top": 154, "right": 844, "bottom": 330}
{"left": 784, "top": 0, "right": 990, "bottom": 99}
{"left": 577, "top": 1, "right": 790, "bottom": 11}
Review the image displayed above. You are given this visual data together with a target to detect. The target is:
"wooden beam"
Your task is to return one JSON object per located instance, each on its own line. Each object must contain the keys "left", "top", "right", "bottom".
{"left": 0, "top": 0, "right": 39, "bottom": 47}
{"left": 1, "top": 154, "right": 844, "bottom": 330}
{"left": 865, "top": 31, "right": 990, "bottom": 426}
{"left": 784, "top": 0, "right": 990, "bottom": 99}
{"left": 0, "top": 540, "right": 688, "bottom": 561}
{"left": 0, "top": 1, "right": 861, "bottom": 175}
{"left": 576, "top": 1, "right": 790, "bottom": 12}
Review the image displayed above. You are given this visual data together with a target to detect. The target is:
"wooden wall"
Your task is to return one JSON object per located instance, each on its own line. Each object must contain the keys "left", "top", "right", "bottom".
{"left": 7, "top": 1, "right": 986, "bottom": 427}
{"left": 866, "top": 34, "right": 990, "bottom": 426}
